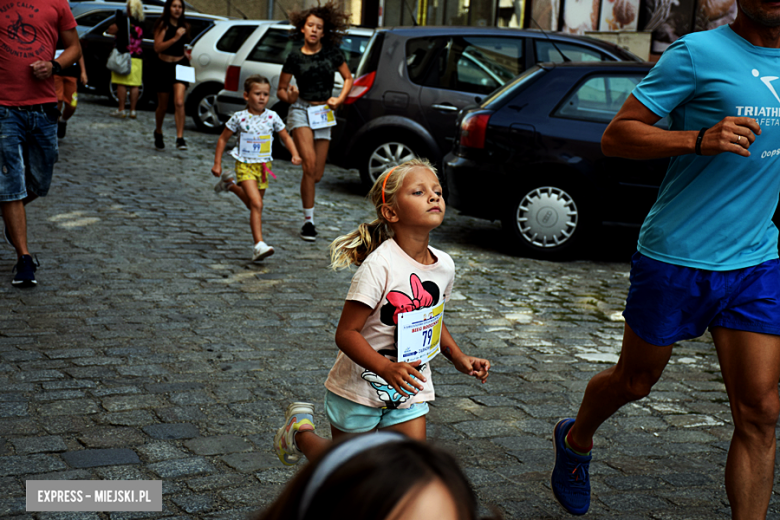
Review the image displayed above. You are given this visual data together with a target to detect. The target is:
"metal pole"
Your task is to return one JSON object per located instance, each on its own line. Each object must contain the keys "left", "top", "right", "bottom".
{"left": 268, "top": 0, "right": 274, "bottom": 19}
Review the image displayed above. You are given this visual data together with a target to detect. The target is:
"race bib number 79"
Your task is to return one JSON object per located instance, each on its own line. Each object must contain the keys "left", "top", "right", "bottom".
{"left": 397, "top": 303, "right": 444, "bottom": 364}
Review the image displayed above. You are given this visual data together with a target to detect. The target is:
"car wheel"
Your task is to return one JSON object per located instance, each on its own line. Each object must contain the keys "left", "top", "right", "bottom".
{"left": 191, "top": 85, "right": 223, "bottom": 133}
{"left": 361, "top": 139, "right": 419, "bottom": 189}
{"left": 109, "top": 79, "right": 146, "bottom": 108}
{"left": 502, "top": 183, "right": 587, "bottom": 259}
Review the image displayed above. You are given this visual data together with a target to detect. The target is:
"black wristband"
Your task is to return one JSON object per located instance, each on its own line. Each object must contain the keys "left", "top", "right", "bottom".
{"left": 695, "top": 127, "right": 707, "bottom": 156}
{"left": 50, "top": 60, "right": 62, "bottom": 75}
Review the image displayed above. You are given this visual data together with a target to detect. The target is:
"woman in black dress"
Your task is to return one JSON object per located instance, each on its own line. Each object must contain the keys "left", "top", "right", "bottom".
{"left": 277, "top": 1, "right": 353, "bottom": 241}
{"left": 152, "top": 0, "right": 190, "bottom": 150}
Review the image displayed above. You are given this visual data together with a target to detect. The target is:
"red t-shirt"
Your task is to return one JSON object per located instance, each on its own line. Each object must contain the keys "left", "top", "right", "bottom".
{"left": 0, "top": 0, "right": 76, "bottom": 106}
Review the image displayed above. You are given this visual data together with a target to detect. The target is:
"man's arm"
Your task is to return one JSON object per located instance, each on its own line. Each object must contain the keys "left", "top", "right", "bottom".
{"left": 602, "top": 94, "right": 761, "bottom": 160}
{"left": 31, "top": 27, "right": 81, "bottom": 80}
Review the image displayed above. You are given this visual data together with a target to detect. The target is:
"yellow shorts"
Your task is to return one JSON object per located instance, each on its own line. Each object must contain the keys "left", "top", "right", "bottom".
{"left": 235, "top": 161, "right": 272, "bottom": 190}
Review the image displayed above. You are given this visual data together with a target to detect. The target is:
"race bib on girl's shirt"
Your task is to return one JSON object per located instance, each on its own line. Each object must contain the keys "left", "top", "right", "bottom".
{"left": 226, "top": 109, "right": 285, "bottom": 163}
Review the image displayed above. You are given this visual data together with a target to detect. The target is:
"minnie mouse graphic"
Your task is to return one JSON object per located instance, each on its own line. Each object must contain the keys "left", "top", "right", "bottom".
{"left": 360, "top": 273, "right": 441, "bottom": 409}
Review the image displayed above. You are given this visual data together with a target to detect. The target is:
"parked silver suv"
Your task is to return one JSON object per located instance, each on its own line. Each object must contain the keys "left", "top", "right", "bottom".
{"left": 214, "top": 24, "right": 373, "bottom": 125}
{"left": 187, "top": 19, "right": 281, "bottom": 132}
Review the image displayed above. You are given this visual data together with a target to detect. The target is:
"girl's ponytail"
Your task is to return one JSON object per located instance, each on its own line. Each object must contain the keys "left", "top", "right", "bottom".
{"left": 329, "top": 218, "right": 392, "bottom": 269}
{"left": 329, "top": 158, "right": 437, "bottom": 270}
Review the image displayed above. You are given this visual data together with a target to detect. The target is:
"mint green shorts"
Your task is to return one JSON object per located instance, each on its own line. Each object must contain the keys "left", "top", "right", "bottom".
{"left": 324, "top": 390, "right": 429, "bottom": 433}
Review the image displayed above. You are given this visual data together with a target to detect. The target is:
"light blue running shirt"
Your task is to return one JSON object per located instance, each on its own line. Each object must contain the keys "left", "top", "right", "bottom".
{"left": 632, "top": 24, "right": 780, "bottom": 270}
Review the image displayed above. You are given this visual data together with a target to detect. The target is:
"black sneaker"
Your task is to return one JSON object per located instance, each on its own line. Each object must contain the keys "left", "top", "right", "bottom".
{"left": 300, "top": 222, "right": 317, "bottom": 242}
{"left": 57, "top": 120, "right": 67, "bottom": 139}
{"left": 176, "top": 137, "right": 187, "bottom": 150}
{"left": 12, "top": 254, "right": 38, "bottom": 288}
{"left": 154, "top": 132, "right": 165, "bottom": 150}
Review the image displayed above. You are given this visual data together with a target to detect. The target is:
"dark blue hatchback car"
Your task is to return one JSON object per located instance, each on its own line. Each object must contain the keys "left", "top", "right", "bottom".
{"left": 444, "top": 61, "right": 670, "bottom": 259}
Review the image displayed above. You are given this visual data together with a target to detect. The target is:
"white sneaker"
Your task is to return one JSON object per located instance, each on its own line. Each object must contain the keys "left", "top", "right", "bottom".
{"left": 252, "top": 241, "right": 274, "bottom": 262}
{"left": 214, "top": 172, "right": 235, "bottom": 194}
{"left": 273, "top": 402, "right": 315, "bottom": 466}
{"left": 109, "top": 110, "right": 126, "bottom": 119}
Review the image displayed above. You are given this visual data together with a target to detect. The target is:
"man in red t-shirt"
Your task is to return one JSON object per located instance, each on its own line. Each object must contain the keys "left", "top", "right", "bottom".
{"left": 0, "top": 0, "right": 80, "bottom": 287}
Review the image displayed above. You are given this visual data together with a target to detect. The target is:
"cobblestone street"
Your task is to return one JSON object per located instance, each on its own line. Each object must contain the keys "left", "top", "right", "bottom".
{"left": 0, "top": 97, "right": 776, "bottom": 519}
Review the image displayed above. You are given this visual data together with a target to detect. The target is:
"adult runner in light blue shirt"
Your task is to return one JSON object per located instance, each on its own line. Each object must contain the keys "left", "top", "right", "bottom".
{"left": 549, "top": 2, "right": 780, "bottom": 517}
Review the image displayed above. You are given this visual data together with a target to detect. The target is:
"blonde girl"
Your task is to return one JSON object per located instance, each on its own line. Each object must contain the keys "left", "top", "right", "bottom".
{"left": 212, "top": 75, "right": 301, "bottom": 262}
{"left": 274, "top": 159, "right": 490, "bottom": 466}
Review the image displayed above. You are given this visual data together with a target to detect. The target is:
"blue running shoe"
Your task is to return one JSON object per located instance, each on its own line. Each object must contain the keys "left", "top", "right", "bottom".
{"left": 551, "top": 418, "right": 591, "bottom": 515}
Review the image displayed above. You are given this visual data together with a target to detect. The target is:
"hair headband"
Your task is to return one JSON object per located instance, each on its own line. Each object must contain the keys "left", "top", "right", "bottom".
{"left": 381, "top": 166, "right": 399, "bottom": 205}
{"left": 298, "top": 432, "right": 406, "bottom": 519}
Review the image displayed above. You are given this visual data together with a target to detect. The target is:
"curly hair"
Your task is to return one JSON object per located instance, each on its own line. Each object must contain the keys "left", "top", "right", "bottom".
{"left": 289, "top": 0, "right": 350, "bottom": 47}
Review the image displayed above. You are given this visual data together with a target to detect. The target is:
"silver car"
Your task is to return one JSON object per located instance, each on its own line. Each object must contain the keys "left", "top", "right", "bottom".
{"left": 187, "top": 19, "right": 281, "bottom": 132}
{"left": 214, "top": 24, "right": 373, "bottom": 127}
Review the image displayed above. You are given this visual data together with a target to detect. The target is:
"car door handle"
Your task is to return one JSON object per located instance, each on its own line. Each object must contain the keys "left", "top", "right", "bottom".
{"left": 432, "top": 104, "right": 458, "bottom": 112}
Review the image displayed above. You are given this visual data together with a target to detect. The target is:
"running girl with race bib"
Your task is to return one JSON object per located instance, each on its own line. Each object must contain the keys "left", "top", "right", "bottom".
{"left": 212, "top": 75, "right": 301, "bottom": 262}
{"left": 273, "top": 159, "right": 491, "bottom": 466}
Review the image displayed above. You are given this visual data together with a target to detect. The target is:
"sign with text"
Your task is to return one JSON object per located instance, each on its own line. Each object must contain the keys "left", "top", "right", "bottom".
{"left": 27, "top": 480, "right": 162, "bottom": 512}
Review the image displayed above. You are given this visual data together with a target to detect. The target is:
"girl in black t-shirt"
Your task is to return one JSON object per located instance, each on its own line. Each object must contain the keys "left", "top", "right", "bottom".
{"left": 277, "top": 1, "right": 353, "bottom": 242}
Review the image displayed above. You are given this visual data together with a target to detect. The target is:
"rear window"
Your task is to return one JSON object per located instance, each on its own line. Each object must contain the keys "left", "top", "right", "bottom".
{"left": 535, "top": 40, "right": 610, "bottom": 63}
{"left": 483, "top": 65, "right": 546, "bottom": 109}
{"left": 248, "top": 28, "right": 370, "bottom": 73}
{"left": 553, "top": 73, "right": 644, "bottom": 123}
{"left": 407, "top": 35, "right": 525, "bottom": 95}
{"left": 216, "top": 25, "right": 258, "bottom": 53}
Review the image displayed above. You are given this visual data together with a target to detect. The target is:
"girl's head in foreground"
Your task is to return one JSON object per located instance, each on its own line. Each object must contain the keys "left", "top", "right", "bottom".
{"left": 256, "top": 433, "right": 499, "bottom": 520}
{"left": 243, "top": 75, "right": 271, "bottom": 114}
{"left": 330, "top": 159, "right": 444, "bottom": 269}
{"left": 289, "top": 0, "right": 350, "bottom": 47}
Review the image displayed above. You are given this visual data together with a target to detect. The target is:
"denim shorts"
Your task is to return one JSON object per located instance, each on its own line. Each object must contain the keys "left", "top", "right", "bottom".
{"left": 623, "top": 252, "right": 780, "bottom": 345}
{"left": 324, "top": 390, "right": 429, "bottom": 433}
{"left": 0, "top": 105, "right": 58, "bottom": 202}
{"left": 287, "top": 99, "right": 332, "bottom": 141}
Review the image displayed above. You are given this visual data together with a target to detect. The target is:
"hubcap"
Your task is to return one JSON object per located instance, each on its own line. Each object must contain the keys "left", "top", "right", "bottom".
{"left": 515, "top": 186, "right": 578, "bottom": 248}
{"left": 197, "top": 94, "right": 219, "bottom": 129}
{"left": 368, "top": 142, "right": 416, "bottom": 183}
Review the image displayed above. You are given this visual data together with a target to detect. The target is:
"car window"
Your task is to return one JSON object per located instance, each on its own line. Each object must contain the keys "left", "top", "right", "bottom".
{"left": 408, "top": 36, "right": 524, "bottom": 95}
{"left": 76, "top": 11, "right": 113, "bottom": 28}
{"left": 247, "top": 28, "right": 369, "bottom": 73}
{"left": 554, "top": 74, "right": 643, "bottom": 123}
{"left": 340, "top": 34, "right": 370, "bottom": 73}
{"left": 216, "top": 25, "right": 258, "bottom": 53}
{"left": 535, "top": 40, "right": 609, "bottom": 63}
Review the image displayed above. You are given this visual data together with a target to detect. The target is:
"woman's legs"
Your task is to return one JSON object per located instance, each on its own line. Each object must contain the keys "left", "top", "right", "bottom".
{"left": 155, "top": 92, "right": 169, "bottom": 133}
{"left": 117, "top": 85, "right": 127, "bottom": 112}
{"left": 129, "top": 86, "right": 140, "bottom": 113}
{"left": 293, "top": 127, "right": 318, "bottom": 209}
{"left": 173, "top": 83, "right": 187, "bottom": 139}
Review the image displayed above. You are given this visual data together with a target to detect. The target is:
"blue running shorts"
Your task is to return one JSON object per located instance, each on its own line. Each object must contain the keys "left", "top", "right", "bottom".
{"left": 623, "top": 252, "right": 780, "bottom": 346}
{"left": 324, "top": 390, "right": 429, "bottom": 433}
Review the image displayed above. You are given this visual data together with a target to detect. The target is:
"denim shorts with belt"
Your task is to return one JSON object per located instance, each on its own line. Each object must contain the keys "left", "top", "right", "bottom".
{"left": 0, "top": 103, "right": 59, "bottom": 202}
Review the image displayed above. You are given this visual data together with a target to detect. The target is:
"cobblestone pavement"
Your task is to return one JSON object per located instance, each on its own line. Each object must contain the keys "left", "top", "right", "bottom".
{"left": 1, "top": 97, "right": 777, "bottom": 520}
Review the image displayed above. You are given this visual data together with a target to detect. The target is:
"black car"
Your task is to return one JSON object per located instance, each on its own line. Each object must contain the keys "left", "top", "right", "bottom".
{"left": 329, "top": 26, "right": 643, "bottom": 189}
{"left": 79, "top": 11, "right": 225, "bottom": 106}
{"left": 443, "top": 61, "right": 669, "bottom": 259}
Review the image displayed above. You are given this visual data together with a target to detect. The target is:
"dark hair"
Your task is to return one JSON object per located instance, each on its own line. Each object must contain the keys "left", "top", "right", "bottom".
{"left": 289, "top": 0, "right": 350, "bottom": 47}
{"left": 244, "top": 74, "right": 270, "bottom": 93}
{"left": 154, "top": 0, "right": 189, "bottom": 37}
{"left": 256, "top": 437, "right": 501, "bottom": 520}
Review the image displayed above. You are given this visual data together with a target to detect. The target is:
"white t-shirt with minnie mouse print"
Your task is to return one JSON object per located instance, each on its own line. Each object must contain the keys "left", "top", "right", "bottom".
{"left": 225, "top": 108, "right": 285, "bottom": 164}
{"left": 324, "top": 238, "right": 455, "bottom": 410}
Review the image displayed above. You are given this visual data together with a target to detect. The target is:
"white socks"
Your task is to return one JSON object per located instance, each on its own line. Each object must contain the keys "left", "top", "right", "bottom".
{"left": 303, "top": 207, "right": 314, "bottom": 225}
